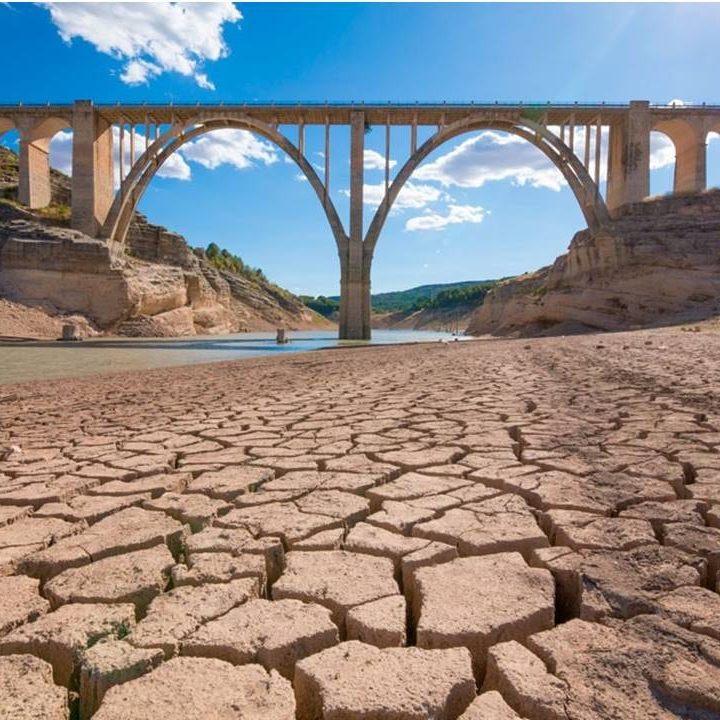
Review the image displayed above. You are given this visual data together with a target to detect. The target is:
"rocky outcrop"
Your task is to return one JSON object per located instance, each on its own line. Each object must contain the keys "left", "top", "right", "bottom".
{"left": 468, "top": 191, "right": 720, "bottom": 336}
{"left": 0, "top": 163, "right": 331, "bottom": 337}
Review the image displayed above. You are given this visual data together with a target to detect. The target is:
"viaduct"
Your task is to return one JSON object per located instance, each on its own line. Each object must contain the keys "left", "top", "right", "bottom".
{"left": 1, "top": 100, "right": 719, "bottom": 339}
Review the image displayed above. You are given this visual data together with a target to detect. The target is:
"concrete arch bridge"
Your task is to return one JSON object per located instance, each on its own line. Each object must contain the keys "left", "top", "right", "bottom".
{"left": 2, "top": 100, "right": 719, "bottom": 339}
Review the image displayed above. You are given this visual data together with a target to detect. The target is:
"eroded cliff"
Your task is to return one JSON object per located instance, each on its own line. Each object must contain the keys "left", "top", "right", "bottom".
{"left": 0, "top": 148, "right": 332, "bottom": 338}
{"left": 467, "top": 191, "right": 720, "bottom": 336}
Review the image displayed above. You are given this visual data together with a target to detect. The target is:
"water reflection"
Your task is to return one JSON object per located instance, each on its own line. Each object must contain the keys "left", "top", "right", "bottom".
{"left": 0, "top": 330, "right": 468, "bottom": 384}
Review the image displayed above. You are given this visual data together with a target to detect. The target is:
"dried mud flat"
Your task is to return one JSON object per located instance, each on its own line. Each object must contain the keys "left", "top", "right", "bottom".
{"left": 1, "top": 329, "right": 720, "bottom": 719}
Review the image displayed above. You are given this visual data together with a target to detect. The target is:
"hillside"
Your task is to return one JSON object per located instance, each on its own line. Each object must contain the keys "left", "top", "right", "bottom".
{"left": 302, "top": 279, "right": 502, "bottom": 330}
{"left": 0, "top": 146, "right": 332, "bottom": 338}
{"left": 370, "top": 281, "right": 499, "bottom": 331}
{"left": 359, "top": 280, "right": 498, "bottom": 313}
{"left": 468, "top": 190, "right": 720, "bottom": 336}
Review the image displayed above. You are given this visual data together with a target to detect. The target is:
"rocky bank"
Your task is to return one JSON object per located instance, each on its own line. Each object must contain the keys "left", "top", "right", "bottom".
{"left": 468, "top": 191, "right": 720, "bottom": 336}
{"left": 0, "top": 148, "right": 332, "bottom": 338}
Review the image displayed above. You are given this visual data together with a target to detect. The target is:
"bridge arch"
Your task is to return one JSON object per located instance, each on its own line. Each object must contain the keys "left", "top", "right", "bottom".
{"left": 706, "top": 122, "right": 720, "bottom": 189}
{"left": 652, "top": 117, "right": 706, "bottom": 194}
{"left": 101, "top": 116, "right": 348, "bottom": 257}
{"left": 9, "top": 115, "right": 72, "bottom": 209}
{"left": 648, "top": 127, "right": 677, "bottom": 196}
{"left": 364, "top": 114, "right": 610, "bottom": 260}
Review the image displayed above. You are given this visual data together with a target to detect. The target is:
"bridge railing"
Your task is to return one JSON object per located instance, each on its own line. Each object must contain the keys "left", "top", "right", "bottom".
{"left": 2, "top": 101, "right": 720, "bottom": 110}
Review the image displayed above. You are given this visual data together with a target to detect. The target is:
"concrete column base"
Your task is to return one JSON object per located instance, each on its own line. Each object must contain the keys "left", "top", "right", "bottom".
{"left": 71, "top": 101, "right": 114, "bottom": 238}
{"left": 339, "top": 250, "right": 371, "bottom": 340}
{"left": 339, "top": 283, "right": 371, "bottom": 340}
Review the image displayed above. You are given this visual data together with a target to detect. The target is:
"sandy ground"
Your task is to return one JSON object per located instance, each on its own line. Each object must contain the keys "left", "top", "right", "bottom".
{"left": 1, "top": 329, "right": 720, "bottom": 719}
{"left": 0, "top": 298, "right": 66, "bottom": 339}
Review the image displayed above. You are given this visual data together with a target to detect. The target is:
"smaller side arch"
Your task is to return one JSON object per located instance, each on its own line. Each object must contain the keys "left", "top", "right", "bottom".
{"left": 653, "top": 118, "right": 706, "bottom": 193}
{"left": 704, "top": 121, "right": 720, "bottom": 190}
{"left": 102, "top": 117, "right": 348, "bottom": 257}
{"left": 15, "top": 115, "right": 72, "bottom": 209}
{"left": 364, "top": 114, "right": 610, "bottom": 260}
{"left": 24, "top": 116, "right": 72, "bottom": 142}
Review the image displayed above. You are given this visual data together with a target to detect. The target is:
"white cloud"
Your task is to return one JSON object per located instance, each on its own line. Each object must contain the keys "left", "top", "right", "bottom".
{"left": 49, "top": 130, "right": 73, "bottom": 175}
{"left": 342, "top": 181, "right": 446, "bottom": 210}
{"left": 363, "top": 149, "right": 397, "bottom": 171}
{"left": 44, "top": 2, "right": 241, "bottom": 89}
{"left": 415, "top": 131, "right": 566, "bottom": 191}
{"left": 180, "top": 129, "right": 278, "bottom": 171}
{"left": 295, "top": 173, "right": 308, "bottom": 183}
{"left": 406, "top": 204, "right": 487, "bottom": 232}
{"left": 119, "top": 58, "right": 161, "bottom": 85}
{"left": 194, "top": 73, "right": 215, "bottom": 92}
{"left": 649, "top": 132, "right": 676, "bottom": 171}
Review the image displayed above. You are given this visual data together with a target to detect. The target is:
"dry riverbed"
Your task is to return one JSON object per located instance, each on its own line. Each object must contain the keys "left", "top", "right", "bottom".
{"left": 1, "top": 329, "right": 720, "bottom": 719}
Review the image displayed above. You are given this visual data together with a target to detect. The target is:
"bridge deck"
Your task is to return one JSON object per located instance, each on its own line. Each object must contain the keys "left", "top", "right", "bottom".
{"left": 3, "top": 102, "right": 720, "bottom": 126}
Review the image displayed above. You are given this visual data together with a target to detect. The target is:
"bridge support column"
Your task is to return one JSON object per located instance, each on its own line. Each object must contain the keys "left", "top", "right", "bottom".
{"left": 71, "top": 100, "right": 114, "bottom": 237}
{"left": 606, "top": 100, "right": 651, "bottom": 213}
{"left": 339, "top": 241, "right": 371, "bottom": 341}
{"left": 339, "top": 110, "right": 371, "bottom": 340}
{"left": 673, "top": 124, "right": 706, "bottom": 193}
{"left": 17, "top": 135, "right": 51, "bottom": 209}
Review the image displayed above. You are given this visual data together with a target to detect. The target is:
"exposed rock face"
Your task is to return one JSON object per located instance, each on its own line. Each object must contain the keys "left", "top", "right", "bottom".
{"left": 468, "top": 191, "right": 720, "bottom": 336}
{"left": 0, "top": 153, "right": 332, "bottom": 338}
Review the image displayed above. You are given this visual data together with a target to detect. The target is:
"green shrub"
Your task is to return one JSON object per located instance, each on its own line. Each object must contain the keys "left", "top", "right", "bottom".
{"left": 203, "top": 242, "right": 268, "bottom": 284}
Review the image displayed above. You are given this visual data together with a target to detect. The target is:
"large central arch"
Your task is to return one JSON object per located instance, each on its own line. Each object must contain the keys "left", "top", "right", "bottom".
{"left": 364, "top": 114, "right": 610, "bottom": 261}
{"left": 101, "top": 116, "right": 349, "bottom": 259}
{"left": 101, "top": 110, "right": 609, "bottom": 340}
{"left": 334, "top": 113, "right": 611, "bottom": 339}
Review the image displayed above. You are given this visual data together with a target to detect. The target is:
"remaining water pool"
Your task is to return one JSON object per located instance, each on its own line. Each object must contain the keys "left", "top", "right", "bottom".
{"left": 0, "top": 329, "right": 469, "bottom": 384}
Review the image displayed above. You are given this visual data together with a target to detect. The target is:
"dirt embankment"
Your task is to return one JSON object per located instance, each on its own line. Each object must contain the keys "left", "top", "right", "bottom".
{"left": 372, "top": 306, "right": 476, "bottom": 333}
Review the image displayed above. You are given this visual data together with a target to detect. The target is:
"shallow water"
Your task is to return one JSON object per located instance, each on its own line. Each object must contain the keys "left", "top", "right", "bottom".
{"left": 0, "top": 329, "right": 469, "bottom": 385}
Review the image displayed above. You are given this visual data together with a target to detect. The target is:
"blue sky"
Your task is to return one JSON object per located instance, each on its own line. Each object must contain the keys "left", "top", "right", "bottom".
{"left": 2, "top": 3, "right": 720, "bottom": 295}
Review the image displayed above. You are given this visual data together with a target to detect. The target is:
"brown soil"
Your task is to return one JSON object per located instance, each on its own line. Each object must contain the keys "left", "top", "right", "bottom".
{"left": 1, "top": 330, "right": 720, "bottom": 718}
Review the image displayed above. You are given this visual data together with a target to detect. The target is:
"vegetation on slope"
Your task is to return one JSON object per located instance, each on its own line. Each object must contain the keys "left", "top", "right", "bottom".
{"left": 203, "top": 242, "right": 304, "bottom": 310}
{"left": 411, "top": 281, "right": 498, "bottom": 310}
{"left": 300, "top": 295, "right": 340, "bottom": 318}
{"left": 204, "top": 242, "right": 269, "bottom": 284}
{"left": 301, "top": 279, "right": 508, "bottom": 318}
{"left": 0, "top": 146, "right": 19, "bottom": 186}
{"left": 365, "top": 280, "right": 503, "bottom": 312}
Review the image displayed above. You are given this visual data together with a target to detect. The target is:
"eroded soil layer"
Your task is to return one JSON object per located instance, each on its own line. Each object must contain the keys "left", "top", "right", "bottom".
{"left": 2, "top": 330, "right": 720, "bottom": 719}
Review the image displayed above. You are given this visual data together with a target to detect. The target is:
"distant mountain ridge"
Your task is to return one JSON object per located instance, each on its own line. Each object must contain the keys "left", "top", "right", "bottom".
{"left": 334, "top": 280, "right": 499, "bottom": 313}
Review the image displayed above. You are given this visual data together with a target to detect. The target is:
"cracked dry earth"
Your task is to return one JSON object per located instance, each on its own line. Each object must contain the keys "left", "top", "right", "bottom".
{"left": 2, "top": 330, "right": 720, "bottom": 719}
